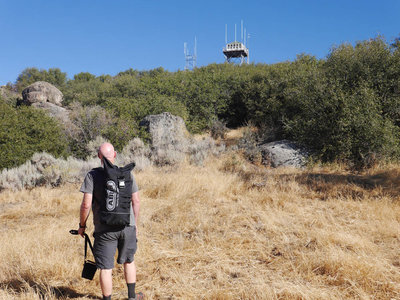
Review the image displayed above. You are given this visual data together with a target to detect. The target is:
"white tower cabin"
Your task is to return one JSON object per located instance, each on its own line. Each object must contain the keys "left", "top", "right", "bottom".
{"left": 223, "top": 20, "right": 249, "bottom": 65}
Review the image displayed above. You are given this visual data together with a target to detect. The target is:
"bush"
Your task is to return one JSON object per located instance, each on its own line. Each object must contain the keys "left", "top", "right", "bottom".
{"left": 86, "top": 136, "right": 110, "bottom": 159}
{"left": 284, "top": 77, "right": 400, "bottom": 167}
{"left": 210, "top": 120, "right": 228, "bottom": 139}
{"left": 15, "top": 67, "right": 67, "bottom": 92}
{"left": 238, "top": 127, "right": 262, "bottom": 164}
{"left": 0, "top": 152, "right": 98, "bottom": 190}
{"left": 117, "top": 138, "right": 152, "bottom": 171}
{"left": 0, "top": 101, "right": 68, "bottom": 170}
{"left": 68, "top": 102, "right": 113, "bottom": 158}
{"left": 0, "top": 161, "right": 41, "bottom": 190}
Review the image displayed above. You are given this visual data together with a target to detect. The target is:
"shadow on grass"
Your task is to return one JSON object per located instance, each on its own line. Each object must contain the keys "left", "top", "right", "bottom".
{"left": 0, "top": 277, "right": 100, "bottom": 299}
{"left": 291, "top": 169, "right": 400, "bottom": 200}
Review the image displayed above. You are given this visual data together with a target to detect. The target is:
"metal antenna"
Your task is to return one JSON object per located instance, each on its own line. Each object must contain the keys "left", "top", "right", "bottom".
{"left": 194, "top": 36, "right": 197, "bottom": 68}
{"left": 235, "top": 24, "right": 237, "bottom": 42}
{"left": 225, "top": 24, "right": 227, "bottom": 44}
{"left": 247, "top": 32, "right": 250, "bottom": 64}
{"left": 241, "top": 20, "right": 243, "bottom": 42}
{"left": 184, "top": 38, "right": 197, "bottom": 70}
{"left": 244, "top": 28, "right": 246, "bottom": 46}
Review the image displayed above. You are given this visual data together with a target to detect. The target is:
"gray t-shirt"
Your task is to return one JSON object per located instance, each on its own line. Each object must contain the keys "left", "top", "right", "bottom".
{"left": 80, "top": 167, "right": 138, "bottom": 233}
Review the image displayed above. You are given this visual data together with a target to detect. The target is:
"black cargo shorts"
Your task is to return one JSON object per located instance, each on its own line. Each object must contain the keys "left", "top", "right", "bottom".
{"left": 93, "top": 226, "right": 137, "bottom": 269}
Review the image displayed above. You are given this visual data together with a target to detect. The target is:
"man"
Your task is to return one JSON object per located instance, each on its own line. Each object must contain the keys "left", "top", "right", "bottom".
{"left": 78, "top": 142, "right": 143, "bottom": 300}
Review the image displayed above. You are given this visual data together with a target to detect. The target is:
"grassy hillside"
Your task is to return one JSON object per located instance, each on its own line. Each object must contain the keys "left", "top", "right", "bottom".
{"left": 4, "top": 37, "right": 400, "bottom": 168}
{"left": 1, "top": 150, "right": 400, "bottom": 299}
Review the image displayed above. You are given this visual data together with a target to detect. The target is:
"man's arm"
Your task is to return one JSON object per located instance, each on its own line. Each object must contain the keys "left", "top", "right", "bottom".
{"left": 132, "top": 191, "right": 140, "bottom": 234}
{"left": 78, "top": 193, "right": 92, "bottom": 237}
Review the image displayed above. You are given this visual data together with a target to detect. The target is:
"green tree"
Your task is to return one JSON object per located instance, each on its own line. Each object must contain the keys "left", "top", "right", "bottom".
{"left": 15, "top": 67, "right": 67, "bottom": 92}
{"left": 0, "top": 99, "right": 68, "bottom": 169}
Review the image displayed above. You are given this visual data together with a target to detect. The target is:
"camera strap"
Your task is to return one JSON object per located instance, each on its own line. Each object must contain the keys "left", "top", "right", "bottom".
{"left": 84, "top": 233, "right": 95, "bottom": 261}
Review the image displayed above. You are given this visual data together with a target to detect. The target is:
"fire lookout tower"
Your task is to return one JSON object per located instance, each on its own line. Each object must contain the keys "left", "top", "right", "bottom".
{"left": 223, "top": 21, "right": 249, "bottom": 65}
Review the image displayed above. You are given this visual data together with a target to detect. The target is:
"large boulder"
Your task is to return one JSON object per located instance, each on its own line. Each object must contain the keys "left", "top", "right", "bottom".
{"left": 260, "top": 140, "right": 308, "bottom": 168}
{"left": 139, "top": 112, "right": 189, "bottom": 165}
{"left": 139, "top": 112, "right": 188, "bottom": 149}
{"left": 22, "top": 81, "right": 63, "bottom": 106}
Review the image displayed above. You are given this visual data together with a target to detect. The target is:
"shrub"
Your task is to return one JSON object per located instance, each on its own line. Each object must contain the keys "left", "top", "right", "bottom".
{"left": 0, "top": 161, "right": 41, "bottom": 190}
{"left": 15, "top": 67, "right": 67, "bottom": 92}
{"left": 210, "top": 120, "right": 228, "bottom": 140}
{"left": 0, "top": 101, "right": 68, "bottom": 170}
{"left": 68, "top": 102, "right": 113, "bottom": 158}
{"left": 86, "top": 136, "right": 110, "bottom": 159}
{"left": 284, "top": 80, "right": 400, "bottom": 167}
{"left": 238, "top": 127, "right": 262, "bottom": 164}
{"left": 0, "top": 153, "right": 98, "bottom": 190}
{"left": 117, "top": 138, "right": 152, "bottom": 171}
{"left": 151, "top": 146, "right": 185, "bottom": 167}
{"left": 187, "top": 137, "right": 226, "bottom": 166}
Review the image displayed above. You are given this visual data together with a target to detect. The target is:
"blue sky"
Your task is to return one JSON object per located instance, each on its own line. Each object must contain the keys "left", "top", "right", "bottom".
{"left": 0, "top": 0, "right": 398, "bottom": 85}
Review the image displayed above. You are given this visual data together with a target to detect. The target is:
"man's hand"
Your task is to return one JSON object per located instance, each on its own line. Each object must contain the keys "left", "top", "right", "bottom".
{"left": 78, "top": 226, "right": 86, "bottom": 237}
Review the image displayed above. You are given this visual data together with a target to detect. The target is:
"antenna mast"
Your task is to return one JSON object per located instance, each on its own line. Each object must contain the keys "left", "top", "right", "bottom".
{"left": 241, "top": 20, "right": 243, "bottom": 42}
{"left": 194, "top": 36, "right": 197, "bottom": 68}
{"left": 234, "top": 24, "right": 237, "bottom": 42}
{"left": 184, "top": 37, "right": 197, "bottom": 71}
{"left": 225, "top": 24, "right": 227, "bottom": 44}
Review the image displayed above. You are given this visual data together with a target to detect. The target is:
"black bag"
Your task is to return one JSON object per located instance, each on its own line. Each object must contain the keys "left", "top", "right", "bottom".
{"left": 100, "top": 157, "right": 135, "bottom": 226}
{"left": 69, "top": 230, "right": 97, "bottom": 280}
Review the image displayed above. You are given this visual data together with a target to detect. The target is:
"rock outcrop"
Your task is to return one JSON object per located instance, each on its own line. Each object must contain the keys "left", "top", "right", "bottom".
{"left": 139, "top": 112, "right": 188, "bottom": 150}
{"left": 31, "top": 102, "right": 70, "bottom": 124}
{"left": 260, "top": 140, "right": 308, "bottom": 168}
{"left": 22, "top": 81, "right": 63, "bottom": 106}
{"left": 21, "top": 81, "right": 69, "bottom": 124}
{"left": 139, "top": 112, "right": 189, "bottom": 165}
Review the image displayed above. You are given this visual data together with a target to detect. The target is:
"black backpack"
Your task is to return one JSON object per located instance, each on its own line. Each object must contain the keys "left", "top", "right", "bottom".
{"left": 99, "top": 157, "right": 135, "bottom": 226}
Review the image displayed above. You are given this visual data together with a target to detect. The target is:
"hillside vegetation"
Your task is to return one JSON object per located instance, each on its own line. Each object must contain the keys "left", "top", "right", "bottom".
{"left": 2, "top": 36, "right": 400, "bottom": 170}
{"left": 0, "top": 151, "right": 400, "bottom": 299}
{"left": 1, "top": 37, "right": 400, "bottom": 298}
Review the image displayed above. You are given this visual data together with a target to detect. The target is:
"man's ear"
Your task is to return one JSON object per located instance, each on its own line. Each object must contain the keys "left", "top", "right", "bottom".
{"left": 113, "top": 151, "right": 117, "bottom": 158}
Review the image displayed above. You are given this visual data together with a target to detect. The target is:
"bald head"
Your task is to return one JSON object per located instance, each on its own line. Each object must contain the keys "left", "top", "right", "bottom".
{"left": 98, "top": 142, "right": 116, "bottom": 164}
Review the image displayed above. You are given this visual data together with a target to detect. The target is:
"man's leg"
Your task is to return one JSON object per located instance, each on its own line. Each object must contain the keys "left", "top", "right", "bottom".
{"left": 93, "top": 231, "right": 119, "bottom": 299}
{"left": 118, "top": 226, "right": 139, "bottom": 299}
{"left": 100, "top": 269, "right": 113, "bottom": 298}
{"left": 124, "top": 261, "right": 136, "bottom": 283}
{"left": 124, "top": 261, "right": 137, "bottom": 299}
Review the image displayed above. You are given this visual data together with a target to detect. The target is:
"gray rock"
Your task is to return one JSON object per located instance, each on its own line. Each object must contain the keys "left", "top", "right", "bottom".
{"left": 139, "top": 112, "right": 188, "bottom": 150}
{"left": 22, "top": 81, "right": 63, "bottom": 106}
{"left": 260, "top": 140, "right": 308, "bottom": 168}
{"left": 139, "top": 112, "right": 189, "bottom": 166}
{"left": 31, "top": 102, "right": 70, "bottom": 124}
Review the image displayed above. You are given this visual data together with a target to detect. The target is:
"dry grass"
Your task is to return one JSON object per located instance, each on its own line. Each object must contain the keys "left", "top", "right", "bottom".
{"left": 1, "top": 154, "right": 400, "bottom": 299}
